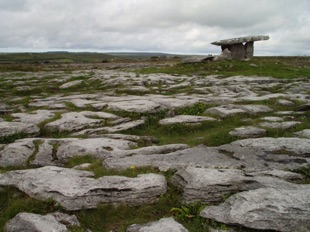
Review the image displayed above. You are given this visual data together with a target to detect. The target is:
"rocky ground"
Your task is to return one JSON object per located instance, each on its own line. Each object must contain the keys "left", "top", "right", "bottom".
{"left": 0, "top": 60, "right": 310, "bottom": 232}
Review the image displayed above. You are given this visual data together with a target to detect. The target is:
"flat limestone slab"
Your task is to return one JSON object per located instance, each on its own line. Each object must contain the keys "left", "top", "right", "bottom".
{"left": 159, "top": 115, "right": 216, "bottom": 125}
{"left": 5, "top": 212, "right": 80, "bottom": 232}
{"left": 0, "top": 166, "right": 167, "bottom": 211}
{"left": 172, "top": 167, "right": 297, "bottom": 204}
{"left": 127, "top": 217, "right": 188, "bottom": 232}
{"left": 211, "top": 35, "right": 269, "bottom": 46}
{"left": 200, "top": 186, "right": 310, "bottom": 232}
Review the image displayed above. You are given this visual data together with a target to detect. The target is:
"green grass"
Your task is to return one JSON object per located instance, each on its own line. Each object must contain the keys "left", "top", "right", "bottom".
{"left": 136, "top": 57, "right": 310, "bottom": 79}
{"left": 0, "top": 187, "right": 60, "bottom": 230}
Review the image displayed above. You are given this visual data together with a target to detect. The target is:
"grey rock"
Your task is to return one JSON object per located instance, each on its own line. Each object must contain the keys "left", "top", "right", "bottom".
{"left": 229, "top": 126, "right": 266, "bottom": 138}
{"left": 0, "top": 121, "right": 40, "bottom": 138}
{"left": 104, "top": 145, "right": 241, "bottom": 171}
{"left": 231, "top": 137, "right": 310, "bottom": 157}
{"left": 0, "top": 166, "right": 167, "bottom": 210}
{"left": 107, "top": 99, "right": 161, "bottom": 113}
{"left": 171, "top": 167, "right": 297, "bottom": 204}
{"left": 159, "top": 115, "right": 216, "bottom": 125}
{"left": 74, "top": 119, "right": 145, "bottom": 135}
{"left": 296, "top": 103, "right": 310, "bottom": 111}
{"left": 247, "top": 169, "right": 304, "bottom": 182}
{"left": 205, "top": 105, "right": 246, "bottom": 118}
{"left": 259, "top": 121, "right": 301, "bottom": 129}
{"left": 11, "top": 110, "right": 55, "bottom": 125}
{"left": 97, "top": 134, "right": 158, "bottom": 145}
{"left": 294, "top": 129, "right": 310, "bottom": 139}
{"left": 205, "top": 104, "right": 271, "bottom": 118}
{"left": 32, "top": 138, "right": 136, "bottom": 166}
{"left": 99, "top": 119, "right": 145, "bottom": 133}
{"left": 260, "top": 116, "right": 284, "bottom": 122}
{"left": 200, "top": 186, "right": 310, "bottom": 232}
{"left": 0, "top": 137, "right": 136, "bottom": 167}
{"left": 5, "top": 212, "right": 68, "bottom": 232}
{"left": 127, "top": 217, "right": 188, "bottom": 232}
{"left": 277, "top": 99, "right": 294, "bottom": 106}
{"left": 59, "top": 80, "right": 82, "bottom": 89}
{"left": 0, "top": 139, "right": 36, "bottom": 167}
{"left": 211, "top": 35, "right": 270, "bottom": 46}
{"left": 45, "top": 111, "right": 119, "bottom": 132}
{"left": 48, "top": 211, "right": 80, "bottom": 227}
{"left": 112, "top": 144, "right": 190, "bottom": 158}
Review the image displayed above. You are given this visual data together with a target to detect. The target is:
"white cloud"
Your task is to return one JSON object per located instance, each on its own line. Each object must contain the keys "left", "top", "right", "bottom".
{"left": 0, "top": 0, "right": 309, "bottom": 55}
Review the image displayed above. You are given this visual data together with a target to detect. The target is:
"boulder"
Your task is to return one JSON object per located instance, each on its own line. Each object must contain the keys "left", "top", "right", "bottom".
{"left": 127, "top": 217, "right": 188, "bottom": 232}
{"left": 0, "top": 166, "right": 167, "bottom": 211}
{"left": 200, "top": 186, "right": 310, "bottom": 232}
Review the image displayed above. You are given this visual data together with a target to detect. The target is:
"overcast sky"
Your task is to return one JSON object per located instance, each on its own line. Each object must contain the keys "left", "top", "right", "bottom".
{"left": 0, "top": 0, "right": 309, "bottom": 55}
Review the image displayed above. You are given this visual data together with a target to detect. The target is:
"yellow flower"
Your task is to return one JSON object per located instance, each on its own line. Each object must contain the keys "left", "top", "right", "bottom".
{"left": 130, "top": 166, "right": 136, "bottom": 170}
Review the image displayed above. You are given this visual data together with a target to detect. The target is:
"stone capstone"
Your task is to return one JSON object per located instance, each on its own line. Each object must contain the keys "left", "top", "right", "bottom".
{"left": 127, "top": 217, "right": 188, "bottom": 232}
{"left": 0, "top": 166, "right": 167, "bottom": 210}
{"left": 200, "top": 186, "right": 310, "bottom": 232}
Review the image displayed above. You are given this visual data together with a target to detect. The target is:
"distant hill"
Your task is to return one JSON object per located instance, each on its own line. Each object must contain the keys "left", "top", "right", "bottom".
{"left": 0, "top": 52, "right": 114, "bottom": 63}
{"left": 107, "top": 52, "right": 172, "bottom": 58}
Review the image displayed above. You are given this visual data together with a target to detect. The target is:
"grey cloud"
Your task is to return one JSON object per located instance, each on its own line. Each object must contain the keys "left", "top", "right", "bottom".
{"left": 0, "top": 0, "right": 309, "bottom": 55}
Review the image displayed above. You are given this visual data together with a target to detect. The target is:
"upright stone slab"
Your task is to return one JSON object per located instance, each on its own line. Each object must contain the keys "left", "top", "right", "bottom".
{"left": 245, "top": 41, "right": 254, "bottom": 58}
{"left": 230, "top": 43, "right": 245, "bottom": 59}
{"left": 211, "top": 35, "right": 269, "bottom": 60}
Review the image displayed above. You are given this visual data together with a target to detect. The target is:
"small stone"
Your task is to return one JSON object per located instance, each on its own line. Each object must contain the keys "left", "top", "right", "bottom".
{"left": 127, "top": 217, "right": 188, "bottom": 232}
{"left": 229, "top": 126, "right": 266, "bottom": 138}
{"left": 277, "top": 99, "right": 294, "bottom": 106}
{"left": 259, "top": 121, "right": 301, "bottom": 129}
{"left": 5, "top": 212, "right": 68, "bottom": 232}
{"left": 59, "top": 80, "right": 83, "bottom": 89}
{"left": 159, "top": 115, "right": 216, "bottom": 125}
{"left": 294, "top": 129, "right": 310, "bottom": 139}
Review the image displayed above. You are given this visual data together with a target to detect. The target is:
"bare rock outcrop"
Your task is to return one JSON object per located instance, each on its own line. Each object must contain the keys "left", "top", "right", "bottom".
{"left": 0, "top": 166, "right": 167, "bottom": 210}
{"left": 200, "top": 186, "right": 310, "bottom": 232}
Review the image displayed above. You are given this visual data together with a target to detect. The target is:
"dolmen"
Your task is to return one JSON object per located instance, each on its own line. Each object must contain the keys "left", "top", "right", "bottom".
{"left": 211, "top": 35, "right": 269, "bottom": 60}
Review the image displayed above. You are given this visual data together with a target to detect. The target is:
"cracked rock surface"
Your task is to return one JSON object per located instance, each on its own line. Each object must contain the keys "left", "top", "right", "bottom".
{"left": 1, "top": 66, "right": 310, "bottom": 231}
